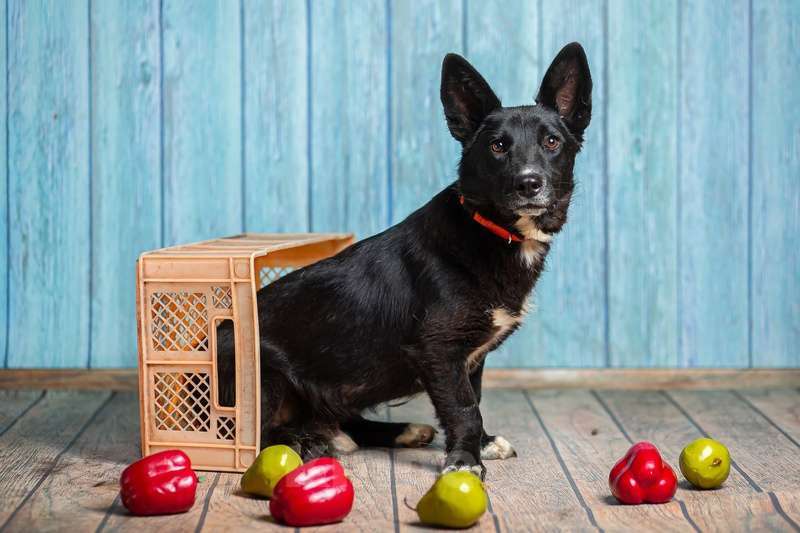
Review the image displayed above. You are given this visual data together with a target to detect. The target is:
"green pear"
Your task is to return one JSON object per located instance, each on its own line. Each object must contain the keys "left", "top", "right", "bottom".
{"left": 241, "top": 445, "right": 302, "bottom": 498}
{"left": 416, "top": 471, "right": 487, "bottom": 528}
{"left": 680, "top": 437, "right": 731, "bottom": 489}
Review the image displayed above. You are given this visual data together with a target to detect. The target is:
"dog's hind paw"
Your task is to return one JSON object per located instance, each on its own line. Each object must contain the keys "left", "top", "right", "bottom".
{"left": 395, "top": 423, "right": 437, "bottom": 448}
{"left": 480, "top": 435, "right": 517, "bottom": 460}
{"left": 329, "top": 431, "right": 359, "bottom": 455}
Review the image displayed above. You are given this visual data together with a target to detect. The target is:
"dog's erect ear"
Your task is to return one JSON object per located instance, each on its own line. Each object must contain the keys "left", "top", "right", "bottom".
{"left": 440, "top": 54, "right": 501, "bottom": 143}
{"left": 536, "top": 42, "right": 592, "bottom": 139}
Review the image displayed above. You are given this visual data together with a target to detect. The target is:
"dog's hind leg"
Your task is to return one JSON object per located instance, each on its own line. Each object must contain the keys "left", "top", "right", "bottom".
{"left": 341, "top": 416, "right": 437, "bottom": 449}
{"left": 258, "top": 367, "right": 352, "bottom": 459}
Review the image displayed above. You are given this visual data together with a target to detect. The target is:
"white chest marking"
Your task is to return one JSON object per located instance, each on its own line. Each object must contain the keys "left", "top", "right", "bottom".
{"left": 466, "top": 307, "right": 527, "bottom": 371}
{"left": 514, "top": 217, "right": 552, "bottom": 268}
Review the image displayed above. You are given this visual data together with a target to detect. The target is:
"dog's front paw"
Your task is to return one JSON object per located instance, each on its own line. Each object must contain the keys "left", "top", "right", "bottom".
{"left": 480, "top": 435, "right": 517, "bottom": 460}
{"left": 441, "top": 462, "right": 485, "bottom": 479}
{"left": 395, "top": 423, "right": 437, "bottom": 448}
{"left": 441, "top": 450, "right": 486, "bottom": 480}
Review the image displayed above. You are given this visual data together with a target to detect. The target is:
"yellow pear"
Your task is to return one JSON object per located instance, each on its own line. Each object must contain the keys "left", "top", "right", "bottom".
{"left": 680, "top": 438, "right": 730, "bottom": 489}
{"left": 416, "top": 471, "right": 487, "bottom": 528}
{"left": 241, "top": 445, "right": 302, "bottom": 498}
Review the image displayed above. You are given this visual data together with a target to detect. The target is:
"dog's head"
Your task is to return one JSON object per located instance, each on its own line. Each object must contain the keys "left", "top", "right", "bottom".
{"left": 441, "top": 43, "right": 592, "bottom": 235}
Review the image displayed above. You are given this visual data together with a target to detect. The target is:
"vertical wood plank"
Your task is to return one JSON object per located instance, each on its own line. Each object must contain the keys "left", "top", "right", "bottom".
{"left": 464, "top": 1, "right": 539, "bottom": 112}
{"left": 518, "top": 1, "right": 608, "bottom": 367}
{"left": 678, "top": 0, "right": 749, "bottom": 367}
{"left": 465, "top": 0, "right": 545, "bottom": 368}
{"left": 7, "top": 0, "right": 91, "bottom": 368}
{"left": 162, "top": 0, "right": 242, "bottom": 245}
{"left": 310, "top": 0, "right": 388, "bottom": 237}
{"left": 606, "top": 0, "right": 678, "bottom": 367}
{"left": 90, "top": 0, "right": 161, "bottom": 368}
{"left": 242, "top": 0, "right": 309, "bottom": 233}
{"left": 390, "top": 0, "right": 463, "bottom": 225}
{"left": 0, "top": 0, "right": 6, "bottom": 367}
{"left": 750, "top": 0, "right": 800, "bottom": 367}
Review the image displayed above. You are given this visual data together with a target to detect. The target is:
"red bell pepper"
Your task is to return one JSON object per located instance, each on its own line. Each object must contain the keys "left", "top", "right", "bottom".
{"left": 120, "top": 450, "right": 198, "bottom": 516}
{"left": 609, "top": 441, "right": 677, "bottom": 504}
{"left": 269, "top": 457, "right": 355, "bottom": 526}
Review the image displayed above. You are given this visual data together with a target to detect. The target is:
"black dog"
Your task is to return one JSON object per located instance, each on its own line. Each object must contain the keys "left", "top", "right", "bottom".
{"left": 219, "top": 42, "right": 592, "bottom": 478}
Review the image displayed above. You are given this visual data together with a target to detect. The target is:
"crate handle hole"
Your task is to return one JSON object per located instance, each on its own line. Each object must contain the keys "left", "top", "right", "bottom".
{"left": 215, "top": 318, "right": 237, "bottom": 408}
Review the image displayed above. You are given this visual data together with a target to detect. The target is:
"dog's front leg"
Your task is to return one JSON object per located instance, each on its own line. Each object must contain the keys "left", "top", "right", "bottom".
{"left": 417, "top": 358, "right": 485, "bottom": 479}
{"left": 469, "top": 360, "right": 517, "bottom": 461}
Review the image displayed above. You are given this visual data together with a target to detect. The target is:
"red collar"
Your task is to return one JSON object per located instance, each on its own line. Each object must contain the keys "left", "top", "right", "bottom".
{"left": 459, "top": 195, "right": 524, "bottom": 244}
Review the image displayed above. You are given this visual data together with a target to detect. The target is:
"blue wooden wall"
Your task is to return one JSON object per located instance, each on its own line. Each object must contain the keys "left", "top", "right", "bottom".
{"left": 1, "top": 0, "right": 798, "bottom": 369}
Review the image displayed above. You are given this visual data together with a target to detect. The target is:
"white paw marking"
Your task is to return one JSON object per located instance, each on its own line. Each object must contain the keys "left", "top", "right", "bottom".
{"left": 481, "top": 436, "right": 516, "bottom": 460}
{"left": 441, "top": 463, "right": 484, "bottom": 478}
{"left": 329, "top": 431, "right": 359, "bottom": 455}
{"left": 395, "top": 423, "right": 436, "bottom": 448}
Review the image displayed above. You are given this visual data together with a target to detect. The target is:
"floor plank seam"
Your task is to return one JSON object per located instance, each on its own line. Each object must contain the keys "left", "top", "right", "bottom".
{"left": 732, "top": 391, "right": 800, "bottom": 450}
{"left": 193, "top": 472, "right": 221, "bottom": 533}
{"left": 676, "top": 500, "right": 702, "bottom": 533}
{"left": 0, "top": 390, "right": 46, "bottom": 439}
{"left": 768, "top": 492, "right": 800, "bottom": 533}
{"left": 386, "top": 407, "right": 401, "bottom": 533}
{"left": 94, "top": 493, "right": 120, "bottom": 533}
{"left": 0, "top": 391, "right": 115, "bottom": 532}
{"left": 522, "top": 391, "right": 604, "bottom": 533}
{"left": 590, "top": 390, "right": 633, "bottom": 442}
{"left": 486, "top": 496, "right": 502, "bottom": 533}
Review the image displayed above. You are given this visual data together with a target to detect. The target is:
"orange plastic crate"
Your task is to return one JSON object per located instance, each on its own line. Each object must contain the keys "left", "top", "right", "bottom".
{"left": 136, "top": 233, "right": 354, "bottom": 472}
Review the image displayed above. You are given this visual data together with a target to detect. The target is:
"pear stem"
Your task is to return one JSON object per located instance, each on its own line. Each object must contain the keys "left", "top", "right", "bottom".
{"left": 712, "top": 458, "right": 722, "bottom": 467}
{"left": 403, "top": 496, "right": 417, "bottom": 512}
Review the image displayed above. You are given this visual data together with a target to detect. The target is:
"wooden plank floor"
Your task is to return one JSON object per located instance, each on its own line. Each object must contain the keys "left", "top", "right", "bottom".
{"left": 0, "top": 389, "right": 798, "bottom": 532}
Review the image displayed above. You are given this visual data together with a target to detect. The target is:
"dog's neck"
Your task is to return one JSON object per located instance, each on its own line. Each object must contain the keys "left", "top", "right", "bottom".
{"left": 513, "top": 217, "right": 554, "bottom": 244}
{"left": 458, "top": 195, "right": 554, "bottom": 245}
{"left": 513, "top": 216, "right": 552, "bottom": 268}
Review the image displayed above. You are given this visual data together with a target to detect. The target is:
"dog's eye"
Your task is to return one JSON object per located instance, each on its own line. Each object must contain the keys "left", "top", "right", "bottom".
{"left": 543, "top": 135, "right": 561, "bottom": 151}
{"left": 490, "top": 140, "right": 506, "bottom": 154}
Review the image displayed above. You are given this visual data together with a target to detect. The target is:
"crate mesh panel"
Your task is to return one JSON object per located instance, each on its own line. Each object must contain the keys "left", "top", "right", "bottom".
{"left": 211, "top": 286, "right": 232, "bottom": 309}
{"left": 259, "top": 267, "right": 294, "bottom": 288}
{"left": 217, "top": 416, "right": 236, "bottom": 441}
{"left": 150, "top": 292, "right": 208, "bottom": 351}
{"left": 153, "top": 372, "right": 211, "bottom": 431}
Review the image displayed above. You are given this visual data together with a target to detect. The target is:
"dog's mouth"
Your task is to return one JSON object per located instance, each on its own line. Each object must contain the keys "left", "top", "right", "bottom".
{"left": 514, "top": 203, "right": 548, "bottom": 217}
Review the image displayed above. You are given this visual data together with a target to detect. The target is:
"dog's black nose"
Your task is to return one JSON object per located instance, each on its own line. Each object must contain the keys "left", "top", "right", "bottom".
{"left": 516, "top": 176, "right": 543, "bottom": 198}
